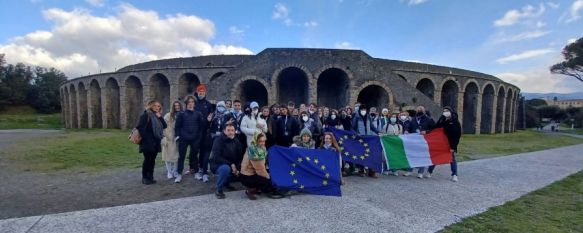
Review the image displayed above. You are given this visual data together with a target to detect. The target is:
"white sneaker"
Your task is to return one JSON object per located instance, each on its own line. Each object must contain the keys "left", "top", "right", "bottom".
{"left": 417, "top": 174, "right": 423, "bottom": 179}
{"left": 194, "top": 172, "right": 203, "bottom": 180}
{"left": 392, "top": 171, "right": 399, "bottom": 176}
{"left": 167, "top": 171, "right": 173, "bottom": 179}
{"left": 202, "top": 174, "right": 209, "bottom": 183}
{"left": 174, "top": 175, "right": 182, "bottom": 183}
{"left": 452, "top": 175, "right": 458, "bottom": 182}
{"left": 403, "top": 171, "right": 412, "bottom": 177}
{"left": 425, "top": 173, "right": 432, "bottom": 178}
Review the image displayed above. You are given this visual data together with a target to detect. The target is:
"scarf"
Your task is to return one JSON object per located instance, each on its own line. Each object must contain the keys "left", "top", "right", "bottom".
{"left": 247, "top": 135, "right": 267, "bottom": 160}
{"left": 147, "top": 110, "right": 163, "bottom": 140}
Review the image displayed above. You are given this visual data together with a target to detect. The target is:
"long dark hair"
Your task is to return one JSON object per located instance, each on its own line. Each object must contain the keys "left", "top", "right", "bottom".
{"left": 170, "top": 101, "right": 183, "bottom": 120}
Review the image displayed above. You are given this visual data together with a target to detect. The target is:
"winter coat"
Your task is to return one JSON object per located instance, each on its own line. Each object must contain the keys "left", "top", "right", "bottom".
{"left": 399, "top": 119, "right": 413, "bottom": 133}
{"left": 210, "top": 133, "right": 244, "bottom": 173}
{"left": 409, "top": 114, "right": 435, "bottom": 134}
{"left": 136, "top": 110, "right": 168, "bottom": 154}
{"left": 274, "top": 115, "right": 300, "bottom": 147}
{"left": 340, "top": 115, "right": 352, "bottom": 131}
{"left": 195, "top": 97, "right": 213, "bottom": 119}
{"left": 175, "top": 109, "right": 206, "bottom": 142}
{"left": 435, "top": 112, "right": 462, "bottom": 152}
{"left": 240, "top": 114, "right": 268, "bottom": 146}
{"left": 352, "top": 113, "right": 378, "bottom": 136}
{"left": 161, "top": 113, "right": 179, "bottom": 162}
{"left": 299, "top": 118, "right": 321, "bottom": 142}
{"left": 383, "top": 123, "right": 403, "bottom": 135}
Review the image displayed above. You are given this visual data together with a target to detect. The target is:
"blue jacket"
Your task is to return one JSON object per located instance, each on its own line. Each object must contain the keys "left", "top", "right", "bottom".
{"left": 175, "top": 109, "right": 206, "bottom": 141}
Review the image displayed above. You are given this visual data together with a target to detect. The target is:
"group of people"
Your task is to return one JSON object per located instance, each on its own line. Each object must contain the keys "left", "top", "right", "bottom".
{"left": 135, "top": 84, "right": 462, "bottom": 200}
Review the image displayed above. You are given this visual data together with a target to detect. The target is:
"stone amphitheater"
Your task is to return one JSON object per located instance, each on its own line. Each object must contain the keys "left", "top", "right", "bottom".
{"left": 59, "top": 48, "right": 521, "bottom": 134}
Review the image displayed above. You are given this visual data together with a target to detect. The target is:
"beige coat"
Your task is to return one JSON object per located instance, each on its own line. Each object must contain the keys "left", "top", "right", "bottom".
{"left": 161, "top": 113, "right": 179, "bottom": 162}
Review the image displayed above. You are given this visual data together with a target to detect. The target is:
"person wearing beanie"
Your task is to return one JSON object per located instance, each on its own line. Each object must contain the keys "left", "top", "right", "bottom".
{"left": 198, "top": 100, "right": 230, "bottom": 183}
{"left": 291, "top": 128, "right": 315, "bottom": 149}
{"left": 241, "top": 101, "right": 268, "bottom": 147}
{"left": 427, "top": 106, "right": 461, "bottom": 182}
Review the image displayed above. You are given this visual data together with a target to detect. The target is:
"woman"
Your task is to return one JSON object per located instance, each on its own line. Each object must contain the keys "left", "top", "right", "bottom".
{"left": 299, "top": 111, "right": 321, "bottom": 144}
{"left": 136, "top": 100, "right": 168, "bottom": 185}
{"left": 427, "top": 106, "right": 462, "bottom": 182}
{"left": 325, "top": 109, "right": 343, "bottom": 129}
{"left": 240, "top": 133, "right": 284, "bottom": 200}
{"left": 381, "top": 113, "right": 405, "bottom": 176}
{"left": 352, "top": 105, "right": 378, "bottom": 178}
{"left": 162, "top": 101, "right": 182, "bottom": 180}
{"left": 320, "top": 132, "right": 345, "bottom": 185}
{"left": 291, "top": 128, "right": 315, "bottom": 149}
{"left": 259, "top": 106, "right": 275, "bottom": 149}
{"left": 241, "top": 101, "right": 268, "bottom": 146}
{"left": 339, "top": 109, "right": 352, "bottom": 131}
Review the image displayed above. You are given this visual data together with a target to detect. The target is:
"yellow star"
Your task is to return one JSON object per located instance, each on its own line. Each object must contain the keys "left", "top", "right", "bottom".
{"left": 340, "top": 146, "right": 344, "bottom": 151}
{"left": 352, "top": 135, "right": 357, "bottom": 139}
{"left": 363, "top": 143, "right": 368, "bottom": 147}
{"left": 291, "top": 163, "right": 296, "bottom": 167}
{"left": 360, "top": 156, "right": 365, "bottom": 160}
{"left": 343, "top": 135, "right": 348, "bottom": 139}
{"left": 338, "top": 140, "right": 343, "bottom": 145}
{"left": 306, "top": 156, "right": 311, "bottom": 161}
{"left": 314, "top": 159, "right": 319, "bottom": 164}
{"left": 344, "top": 152, "right": 350, "bottom": 156}
{"left": 365, "top": 148, "right": 370, "bottom": 153}
{"left": 352, "top": 155, "right": 357, "bottom": 160}
{"left": 325, "top": 173, "right": 330, "bottom": 178}
{"left": 293, "top": 179, "right": 298, "bottom": 184}
{"left": 297, "top": 157, "right": 303, "bottom": 162}
{"left": 320, "top": 165, "right": 326, "bottom": 170}
{"left": 322, "top": 180, "right": 328, "bottom": 186}
{"left": 300, "top": 185, "right": 305, "bottom": 189}
{"left": 358, "top": 139, "right": 364, "bottom": 143}
{"left": 290, "top": 170, "right": 295, "bottom": 176}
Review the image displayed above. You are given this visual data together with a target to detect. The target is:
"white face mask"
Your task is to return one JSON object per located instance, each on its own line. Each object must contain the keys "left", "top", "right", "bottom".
{"left": 443, "top": 111, "right": 452, "bottom": 118}
{"left": 399, "top": 116, "right": 407, "bottom": 121}
{"left": 360, "top": 110, "right": 366, "bottom": 116}
{"left": 331, "top": 115, "right": 336, "bottom": 120}
{"left": 302, "top": 116, "right": 309, "bottom": 122}
{"left": 390, "top": 117, "right": 397, "bottom": 123}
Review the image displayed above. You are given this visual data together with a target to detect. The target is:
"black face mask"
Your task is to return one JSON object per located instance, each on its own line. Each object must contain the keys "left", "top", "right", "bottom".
{"left": 416, "top": 112, "right": 424, "bottom": 117}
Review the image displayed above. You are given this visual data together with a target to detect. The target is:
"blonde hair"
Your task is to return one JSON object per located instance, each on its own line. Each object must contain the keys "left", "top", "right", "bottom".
{"left": 147, "top": 100, "right": 161, "bottom": 111}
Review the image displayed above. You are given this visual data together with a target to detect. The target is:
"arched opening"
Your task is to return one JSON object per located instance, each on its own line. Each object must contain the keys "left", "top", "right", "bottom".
{"left": 495, "top": 87, "right": 506, "bottom": 133}
{"left": 416, "top": 78, "right": 435, "bottom": 100}
{"left": 78, "top": 83, "right": 88, "bottom": 128}
{"left": 441, "top": 80, "right": 459, "bottom": 109}
{"left": 150, "top": 73, "right": 171, "bottom": 110}
{"left": 357, "top": 85, "right": 390, "bottom": 111}
{"left": 210, "top": 72, "right": 225, "bottom": 82}
{"left": 125, "top": 76, "right": 143, "bottom": 128}
{"left": 463, "top": 82, "right": 479, "bottom": 134}
{"left": 238, "top": 79, "right": 268, "bottom": 107}
{"left": 277, "top": 67, "right": 309, "bottom": 105}
{"left": 89, "top": 80, "right": 102, "bottom": 128}
{"left": 63, "top": 88, "right": 70, "bottom": 128}
{"left": 105, "top": 78, "right": 120, "bottom": 129}
{"left": 69, "top": 84, "right": 78, "bottom": 128}
{"left": 178, "top": 73, "right": 200, "bottom": 100}
{"left": 480, "top": 84, "right": 495, "bottom": 134}
{"left": 317, "top": 68, "right": 350, "bottom": 109}
{"left": 505, "top": 89, "right": 514, "bottom": 133}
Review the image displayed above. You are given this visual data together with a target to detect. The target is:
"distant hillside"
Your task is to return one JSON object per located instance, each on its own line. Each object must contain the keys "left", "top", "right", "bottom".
{"left": 522, "top": 92, "right": 583, "bottom": 100}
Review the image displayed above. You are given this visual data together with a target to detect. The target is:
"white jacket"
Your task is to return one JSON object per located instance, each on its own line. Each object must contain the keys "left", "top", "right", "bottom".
{"left": 240, "top": 114, "right": 268, "bottom": 146}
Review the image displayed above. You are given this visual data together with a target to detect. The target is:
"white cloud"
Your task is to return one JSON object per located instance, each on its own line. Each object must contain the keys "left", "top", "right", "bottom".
{"left": 565, "top": 0, "right": 583, "bottom": 23}
{"left": 496, "top": 48, "right": 554, "bottom": 64}
{"left": 272, "top": 3, "right": 294, "bottom": 26}
{"left": 334, "top": 42, "right": 359, "bottom": 49}
{"left": 567, "top": 38, "right": 578, "bottom": 44}
{"left": 303, "top": 21, "right": 318, "bottom": 27}
{"left": 492, "top": 30, "right": 551, "bottom": 43}
{"left": 408, "top": 0, "right": 428, "bottom": 5}
{"left": 497, "top": 70, "right": 579, "bottom": 93}
{"left": 0, "top": 4, "right": 252, "bottom": 78}
{"left": 547, "top": 2, "right": 560, "bottom": 9}
{"left": 85, "top": 0, "right": 105, "bottom": 7}
{"left": 494, "top": 4, "right": 545, "bottom": 27}
{"left": 229, "top": 26, "right": 244, "bottom": 35}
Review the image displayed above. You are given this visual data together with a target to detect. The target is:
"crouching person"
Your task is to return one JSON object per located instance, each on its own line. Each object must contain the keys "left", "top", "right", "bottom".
{"left": 210, "top": 123, "right": 243, "bottom": 199}
{"left": 240, "top": 132, "right": 284, "bottom": 200}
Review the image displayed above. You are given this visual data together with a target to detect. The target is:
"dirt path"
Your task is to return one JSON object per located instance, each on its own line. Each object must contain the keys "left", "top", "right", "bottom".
{"left": 0, "top": 130, "right": 237, "bottom": 220}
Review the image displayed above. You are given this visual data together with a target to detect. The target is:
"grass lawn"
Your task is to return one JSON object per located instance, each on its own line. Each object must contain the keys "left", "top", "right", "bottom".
{"left": 456, "top": 130, "right": 583, "bottom": 161}
{"left": 559, "top": 128, "right": 583, "bottom": 135}
{"left": 440, "top": 170, "right": 583, "bottom": 233}
{"left": 0, "top": 106, "right": 63, "bottom": 129}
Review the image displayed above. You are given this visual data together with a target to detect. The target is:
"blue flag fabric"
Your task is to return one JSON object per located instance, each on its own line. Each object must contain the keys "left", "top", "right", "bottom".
{"left": 268, "top": 146, "right": 342, "bottom": 197}
{"left": 328, "top": 128, "right": 384, "bottom": 173}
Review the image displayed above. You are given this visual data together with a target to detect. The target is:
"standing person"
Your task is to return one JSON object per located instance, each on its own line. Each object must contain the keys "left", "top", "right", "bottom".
{"left": 319, "top": 132, "right": 345, "bottom": 185}
{"left": 291, "top": 108, "right": 300, "bottom": 120}
{"left": 322, "top": 107, "right": 330, "bottom": 126}
{"left": 287, "top": 101, "right": 295, "bottom": 114}
{"left": 259, "top": 106, "right": 275, "bottom": 149}
{"left": 339, "top": 109, "right": 352, "bottom": 131}
{"left": 200, "top": 101, "right": 229, "bottom": 183}
{"left": 241, "top": 101, "right": 268, "bottom": 146}
{"left": 174, "top": 96, "right": 206, "bottom": 183}
{"left": 325, "top": 109, "right": 343, "bottom": 129}
{"left": 299, "top": 111, "right": 321, "bottom": 145}
{"left": 369, "top": 107, "right": 381, "bottom": 132}
{"left": 382, "top": 113, "right": 407, "bottom": 176}
{"left": 427, "top": 106, "right": 461, "bottom": 182}
{"left": 162, "top": 101, "right": 182, "bottom": 180}
{"left": 409, "top": 106, "right": 435, "bottom": 179}
{"left": 225, "top": 99, "right": 233, "bottom": 113}
{"left": 274, "top": 104, "right": 300, "bottom": 147}
{"left": 299, "top": 103, "right": 307, "bottom": 113}
{"left": 228, "top": 100, "right": 246, "bottom": 150}
{"left": 240, "top": 132, "right": 284, "bottom": 200}
{"left": 210, "top": 124, "right": 244, "bottom": 199}
{"left": 399, "top": 111, "right": 413, "bottom": 134}
{"left": 346, "top": 106, "right": 354, "bottom": 120}
{"left": 379, "top": 108, "right": 390, "bottom": 131}
{"left": 193, "top": 84, "right": 213, "bottom": 180}
{"left": 352, "top": 105, "right": 379, "bottom": 178}
{"left": 136, "top": 100, "right": 168, "bottom": 185}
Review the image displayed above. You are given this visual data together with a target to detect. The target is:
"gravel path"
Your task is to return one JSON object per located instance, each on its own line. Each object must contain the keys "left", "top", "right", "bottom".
{"left": 1, "top": 141, "right": 582, "bottom": 233}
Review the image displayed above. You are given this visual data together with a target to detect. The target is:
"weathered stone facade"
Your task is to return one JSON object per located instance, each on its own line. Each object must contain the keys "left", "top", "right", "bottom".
{"left": 60, "top": 48, "right": 521, "bottom": 134}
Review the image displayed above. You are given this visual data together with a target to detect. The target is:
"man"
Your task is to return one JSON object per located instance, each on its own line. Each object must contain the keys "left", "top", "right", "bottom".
{"left": 299, "top": 103, "right": 307, "bottom": 114}
{"left": 174, "top": 95, "right": 206, "bottom": 183}
{"left": 228, "top": 100, "right": 245, "bottom": 146}
{"left": 409, "top": 105, "right": 435, "bottom": 179}
{"left": 274, "top": 104, "right": 300, "bottom": 147}
{"left": 369, "top": 107, "right": 381, "bottom": 132}
{"left": 427, "top": 106, "right": 461, "bottom": 182}
{"left": 351, "top": 105, "right": 379, "bottom": 178}
{"left": 194, "top": 84, "right": 212, "bottom": 118}
{"left": 287, "top": 101, "right": 295, "bottom": 114}
{"left": 210, "top": 124, "right": 244, "bottom": 199}
{"left": 193, "top": 84, "right": 213, "bottom": 180}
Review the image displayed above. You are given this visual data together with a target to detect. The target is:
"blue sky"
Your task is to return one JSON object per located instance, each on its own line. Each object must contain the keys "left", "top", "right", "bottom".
{"left": 1, "top": 0, "right": 582, "bottom": 93}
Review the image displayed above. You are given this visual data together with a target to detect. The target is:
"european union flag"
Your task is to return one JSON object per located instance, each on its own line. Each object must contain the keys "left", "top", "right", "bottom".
{"left": 268, "top": 146, "right": 342, "bottom": 197}
{"left": 328, "top": 128, "right": 384, "bottom": 173}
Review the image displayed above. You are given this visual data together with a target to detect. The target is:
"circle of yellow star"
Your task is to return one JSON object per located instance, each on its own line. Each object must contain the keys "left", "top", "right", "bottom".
{"left": 290, "top": 170, "right": 295, "bottom": 176}
{"left": 320, "top": 165, "right": 326, "bottom": 170}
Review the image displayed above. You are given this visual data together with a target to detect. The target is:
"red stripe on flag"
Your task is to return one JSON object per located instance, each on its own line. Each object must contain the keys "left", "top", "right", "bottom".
{"left": 423, "top": 128, "right": 453, "bottom": 165}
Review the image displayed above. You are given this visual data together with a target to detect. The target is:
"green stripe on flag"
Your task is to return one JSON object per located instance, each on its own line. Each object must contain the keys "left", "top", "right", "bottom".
{"left": 380, "top": 136, "right": 410, "bottom": 169}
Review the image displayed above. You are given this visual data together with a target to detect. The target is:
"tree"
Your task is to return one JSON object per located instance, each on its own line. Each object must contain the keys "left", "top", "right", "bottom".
{"left": 550, "top": 37, "right": 583, "bottom": 82}
{"left": 27, "top": 67, "right": 68, "bottom": 113}
{"left": 525, "top": 98, "right": 548, "bottom": 107}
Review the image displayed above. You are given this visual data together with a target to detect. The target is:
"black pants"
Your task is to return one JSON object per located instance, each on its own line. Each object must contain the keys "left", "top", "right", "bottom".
{"left": 142, "top": 152, "right": 157, "bottom": 180}
{"left": 240, "top": 174, "right": 275, "bottom": 193}
{"left": 199, "top": 135, "right": 213, "bottom": 175}
{"left": 178, "top": 138, "right": 200, "bottom": 174}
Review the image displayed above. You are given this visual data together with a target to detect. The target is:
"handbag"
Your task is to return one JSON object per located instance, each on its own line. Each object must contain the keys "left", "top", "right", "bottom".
{"left": 129, "top": 128, "right": 142, "bottom": 144}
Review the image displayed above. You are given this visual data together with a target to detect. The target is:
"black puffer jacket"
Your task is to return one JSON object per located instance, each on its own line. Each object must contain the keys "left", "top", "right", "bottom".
{"left": 210, "top": 133, "right": 243, "bottom": 173}
{"left": 434, "top": 107, "right": 462, "bottom": 152}
{"left": 136, "top": 111, "right": 167, "bottom": 154}
{"left": 175, "top": 109, "right": 206, "bottom": 141}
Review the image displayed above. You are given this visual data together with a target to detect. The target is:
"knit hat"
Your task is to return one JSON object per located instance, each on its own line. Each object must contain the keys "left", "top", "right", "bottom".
{"left": 250, "top": 101, "right": 259, "bottom": 109}
{"left": 382, "top": 108, "right": 389, "bottom": 114}
{"left": 300, "top": 128, "right": 312, "bottom": 138}
{"left": 196, "top": 84, "right": 206, "bottom": 93}
{"left": 216, "top": 101, "right": 225, "bottom": 108}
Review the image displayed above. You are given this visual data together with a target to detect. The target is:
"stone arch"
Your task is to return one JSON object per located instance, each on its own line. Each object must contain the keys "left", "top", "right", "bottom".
{"left": 125, "top": 76, "right": 143, "bottom": 128}
{"left": 505, "top": 88, "right": 514, "bottom": 133}
{"left": 63, "top": 87, "right": 70, "bottom": 128}
{"left": 480, "top": 84, "right": 495, "bottom": 134}
{"left": 105, "top": 78, "right": 121, "bottom": 128}
{"left": 232, "top": 76, "right": 269, "bottom": 107}
{"left": 440, "top": 79, "right": 460, "bottom": 110}
{"left": 69, "top": 84, "right": 78, "bottom": 128}
{"left": 89, "top": 79, "right": 102, "bottom": 128}
{"left": 272, "top": 66, "right": 310, "bottom": 105}
{"left": 355, "top": 81, "right": 394, "bottom": 111}
{"left": 178, "top": 73, "right": 200, "bottom": 100}
{"left": 416, "top": 78, "right": 435, "bottom": 100}
{"left": 316, "top": 67, "right": 351, "bottom": 109}
{"left": 495, "top": 86, "right": 506, "bottom": 133}
{"left": 77, "top": 82, "right": 88, "bottom": 128}
{"left": 149, "top": 73, "right": 171, "bottom": 109}
{"left": 463, "top": 82, "right": 480, "bottom": 134}
{"left": 210, "top": 72, "right": 225, "bottom": 82}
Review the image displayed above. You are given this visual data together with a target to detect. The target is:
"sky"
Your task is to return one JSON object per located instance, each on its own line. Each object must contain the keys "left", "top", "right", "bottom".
{"left": 0, "top": 0, "right": 582, "bottom": 93}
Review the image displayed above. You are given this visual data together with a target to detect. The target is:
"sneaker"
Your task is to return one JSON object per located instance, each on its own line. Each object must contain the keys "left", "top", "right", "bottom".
{"left": 167, "top": 172, "right": 174, "bottom": 179}
{"left": 215, "top": 190, "right": 226, "bottom": 199}
{"left": 194, "top": 172, "right": 203, "bottom": 180}
{"left": 184, "top": 169, "right": 192, "bottom": 175}
{"left": 174, "top": 175, "right": 182, "bottom": 183}
{"left": 245, "top": 189, "right": 257, "bottom": 200}
{"left": 417, "top": 174, "right": 424, "bottom": 179}
{"left": 392, "top": 171, "right": 399, "bottom": 176}
{"left": 403, "top": 171, "right": 412, "bottom": 177}
{"left": 425, "top": 173, "right": 432, "bottom": 178}
{"left": 202, "top": 174, "right": 209, "bottom": 183}
{"left": 452, "top": 175, "right": 458, "bottom": 182}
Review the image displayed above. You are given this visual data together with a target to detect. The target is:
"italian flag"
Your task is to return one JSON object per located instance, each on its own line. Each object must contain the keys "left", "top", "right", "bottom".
{"left": 380, "top": 128, "right": 453, "bottom": 169}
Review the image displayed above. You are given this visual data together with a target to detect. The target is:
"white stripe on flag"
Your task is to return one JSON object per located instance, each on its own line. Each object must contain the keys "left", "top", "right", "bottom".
{"left": 400, "top": 134, "right": 432, "bottom": 168}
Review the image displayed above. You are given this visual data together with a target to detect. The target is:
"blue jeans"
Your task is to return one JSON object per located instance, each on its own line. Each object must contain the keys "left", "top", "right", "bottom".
{"left": 428, "top": 152, "right": 457, "bottom": 176}
{"left": 215, "top": 164, "right": 231, "bottom": 192}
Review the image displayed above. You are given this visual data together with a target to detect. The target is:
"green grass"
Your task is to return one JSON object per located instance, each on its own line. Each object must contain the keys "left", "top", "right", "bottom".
{"left": 440, "top": 170, "right": 583, "bottom": 233}
{"left": 559, "top": 128, "right": 583, "bottom": 135}
{"left": 457, "top": 130, "right": 583, "bottom": 161}
{"left": 1, "top": 129, "right": 142, "bottom": 172}
{"left": 0, "top": 106, "right": 63, "bottom": 129}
